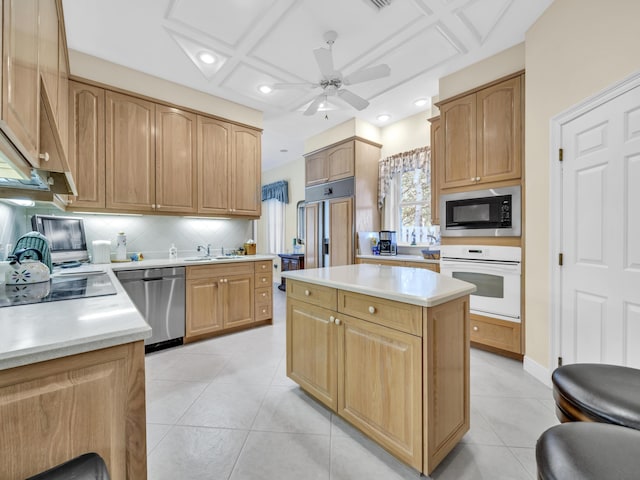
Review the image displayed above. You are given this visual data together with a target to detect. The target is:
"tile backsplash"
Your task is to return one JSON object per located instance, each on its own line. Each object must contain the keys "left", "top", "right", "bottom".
{"left": 2, "top": 202, "right": 255, "bottom": 261}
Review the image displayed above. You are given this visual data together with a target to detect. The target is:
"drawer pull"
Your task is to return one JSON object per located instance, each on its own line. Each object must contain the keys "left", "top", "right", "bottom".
{"left": 304, "top": 289, "right": 310, "bottom": 296}
{"left": 368, "top": 306, "right": 376, "bottom": 314}
{"left": 473, "top": 325, "right": 479, "bottom": 332}
{"left": 335, "top": 318, "right": 342, "bottom": 326}
{"left": 329, "top": 316, "right": 335, "bottom": 324}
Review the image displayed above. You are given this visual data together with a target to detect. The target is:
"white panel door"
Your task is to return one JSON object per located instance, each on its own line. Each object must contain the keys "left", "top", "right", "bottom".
{"left": 560, "top": 85, "right": 640, "bottom": 366}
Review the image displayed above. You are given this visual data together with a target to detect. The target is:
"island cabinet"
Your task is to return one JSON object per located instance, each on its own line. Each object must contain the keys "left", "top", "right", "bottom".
{"left": 356, "top": 257, "right": 440, "bottom": 272}
{"left": 185, "top": 260, "right": 273, "bottom": 342}
{"left": 0, "top": 341, "right": 147, "bottom": 480}
{"left": 437, "top": 73, "right": 522, "bottom": 190}
{"left": 286, "top": 277, "right": 471, "bottom": 474}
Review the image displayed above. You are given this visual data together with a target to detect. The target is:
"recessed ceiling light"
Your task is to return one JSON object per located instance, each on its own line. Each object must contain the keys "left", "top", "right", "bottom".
{"left": 377, "top": 114, "right": 391, "bottom": 122}
{"left": 198, "top": 51, "right": 216, "bottom": 64}
{"left": 414, "top": 98, "right": 429, "bottom": 107}
{"left": 259, "top": 85, "right": 273, "bottom": 94}
{"left": 280, "top": 149, "right": 288, "bottom": 153}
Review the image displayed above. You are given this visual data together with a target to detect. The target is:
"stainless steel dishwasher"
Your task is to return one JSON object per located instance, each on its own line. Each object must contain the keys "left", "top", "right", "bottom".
{"left": 115, "top": 267, "right": 185, "bottom": 352}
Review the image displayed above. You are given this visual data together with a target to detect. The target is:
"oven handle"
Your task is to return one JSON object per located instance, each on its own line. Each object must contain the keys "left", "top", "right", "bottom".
{"left": 440, "top": 260, "right": 521, "bottom": 274}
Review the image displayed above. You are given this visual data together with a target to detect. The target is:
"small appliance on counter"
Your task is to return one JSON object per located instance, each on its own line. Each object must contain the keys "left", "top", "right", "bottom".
{"left": 5, "top": 248, "right": 51, "bottom": 285}
{"left": 92, "top": 240, "right": 111, "bottom": 264}
{"left": 378, "top": 230, "right": 397, "bottom": 256}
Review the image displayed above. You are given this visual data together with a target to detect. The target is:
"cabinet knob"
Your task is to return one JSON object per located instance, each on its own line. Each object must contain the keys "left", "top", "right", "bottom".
{"left": 262, "top": 293, "right": 266, "bottom": 298}
{"left": 472, "top": 325, "right": 479, "bottom": 331}
{"left": 304, "top": 289, "right": 310, "bottom": 296}
{"left": 335, "top": 318, "right": 342, "bottom": 326}
{"left": 470, "top": 177, "right": 475, "bottom": 182}
{"left": 262, "top": 278, "right": 266, "bottom": 282}
{"left": 262, "top": 308, "right": 267, "bottom": 314}
{"left": 368, "top": 306, "right": 376, "bottom": 314}
{"left": 39, "top": 152, "right": 50, "bottom": 162}
{"left": 262, "top": 265, "right": 266, "bottom": 269}
{"left": 329, "top": 316, "right": 335, "bottom": 323}
{"left": 475, "top": 177, "right": 481, "bottom": 182}
{"left": 157, "top": 204, "right": 162, "bottom": 209}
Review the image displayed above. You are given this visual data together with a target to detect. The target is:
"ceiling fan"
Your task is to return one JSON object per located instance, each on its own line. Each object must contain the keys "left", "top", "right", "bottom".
{"left": 272, "top": 31, "right": 391, "bottom": 116}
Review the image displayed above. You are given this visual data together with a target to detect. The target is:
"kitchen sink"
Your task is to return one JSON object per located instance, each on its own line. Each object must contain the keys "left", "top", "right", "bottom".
{"left": 183, "top": 257, "right": 214, "bottom": 262}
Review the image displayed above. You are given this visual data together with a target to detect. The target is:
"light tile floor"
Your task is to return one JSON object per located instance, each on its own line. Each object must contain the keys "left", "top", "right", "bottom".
{"left": 145, "top": 287, "right": 557, "bottom": 479}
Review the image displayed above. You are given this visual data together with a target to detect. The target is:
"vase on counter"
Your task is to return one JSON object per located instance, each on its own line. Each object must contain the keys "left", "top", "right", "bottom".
{"left": 116, "top": 232, "right": 127, "bottom": 261}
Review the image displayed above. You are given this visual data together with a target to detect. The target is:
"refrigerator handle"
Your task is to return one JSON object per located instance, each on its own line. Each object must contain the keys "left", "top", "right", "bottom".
{"left": 323, "top": 238, "right": 329, "bottom": 256}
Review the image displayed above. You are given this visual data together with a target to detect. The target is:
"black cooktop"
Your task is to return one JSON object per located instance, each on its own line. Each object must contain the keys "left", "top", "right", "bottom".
{"left": 0, "top": 272, "right": 117, "bottom": 308}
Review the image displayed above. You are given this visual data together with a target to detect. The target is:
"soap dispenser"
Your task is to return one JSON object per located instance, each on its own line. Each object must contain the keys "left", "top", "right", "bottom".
{"left": 169, "top": 243, "right": 178, "bottom": 260}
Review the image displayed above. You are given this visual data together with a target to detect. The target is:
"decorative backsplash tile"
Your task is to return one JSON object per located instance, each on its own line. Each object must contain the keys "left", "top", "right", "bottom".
{"left": 2, "top": 202, "right": 254, "bottom": 260}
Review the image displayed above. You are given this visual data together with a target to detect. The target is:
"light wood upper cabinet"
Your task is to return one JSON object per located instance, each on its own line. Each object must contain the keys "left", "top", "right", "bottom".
{"left": 155, "top": 106, "right": 197, "bottom": 213}
{"left": 438, "top": 74, "right": 523, "bottom": 190}
{"left": 68, "top": 81, "right": 105, "bottom": 208}
{"left": 38, "top": 0, "right": 59, "bottom": 123}
{"left": 231, "top": 125, "right": 261, "bottom": 216}
{"left": 105, "top": 91, "right": 155, "bottom": 212}
{"left": 2, "top": 0, "right": 40, "bottom": 161}
{"left": 476, "top": 76, "right": 522, "bottom": 183}
{"left": 198, "top": 116, "right": 230, "bottom": 214}
{"left": 305, "top": 140, "right": 355, "bottom": 187}
{"left": 57, "top": 22, "right": 69, "bottom": 158}
{"left": 441, "top": 94, "right": 476, "bottom": 189}
{"left": 429, "top": 116, "right": 441, "bottom": 225}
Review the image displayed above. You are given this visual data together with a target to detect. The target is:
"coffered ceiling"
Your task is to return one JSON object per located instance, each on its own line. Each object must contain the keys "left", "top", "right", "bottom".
{"left": 62, "top": 0, "right": 553, "bottom": 170}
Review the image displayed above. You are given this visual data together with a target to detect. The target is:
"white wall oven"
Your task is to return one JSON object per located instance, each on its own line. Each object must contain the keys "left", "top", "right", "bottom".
{"left": 440, "top": 186, "right": 521, "bottom": 237}
{"left": 440, "top": 245, "right": 521, "bottom": 322}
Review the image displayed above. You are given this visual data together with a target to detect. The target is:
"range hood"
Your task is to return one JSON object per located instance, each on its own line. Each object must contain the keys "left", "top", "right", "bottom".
{"left": 0, "top": 79, "right": 76, "bottom": 197}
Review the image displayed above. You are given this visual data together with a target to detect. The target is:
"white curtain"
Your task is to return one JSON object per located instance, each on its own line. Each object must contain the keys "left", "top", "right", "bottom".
{"left": 265, "top": 199, "right": 285, "bottom": 254}
{"left": 382, "top": 178, "right": 398, "bottom": 231}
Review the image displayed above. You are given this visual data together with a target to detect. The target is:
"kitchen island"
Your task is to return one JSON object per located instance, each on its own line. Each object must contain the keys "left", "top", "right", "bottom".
{"left": 282, "top": 264, "right": 476, "bottom": 475}
{"left": 0, "top": 268, "right": 151, "bottom": 480}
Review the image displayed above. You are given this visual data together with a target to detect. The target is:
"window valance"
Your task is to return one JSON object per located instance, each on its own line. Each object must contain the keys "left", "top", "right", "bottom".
{"left": 378, "top": 146, "right": 431, "bottom": 209}
{"left": 261, "top": 180, "right": 289, "bottom": 204}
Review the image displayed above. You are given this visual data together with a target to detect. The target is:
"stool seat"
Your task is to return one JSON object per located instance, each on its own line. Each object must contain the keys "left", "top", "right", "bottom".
{"left": 537, "top": 422, "right": 640, "bottom": 480}
{"left": 552, "top": 363, "right": 640, "bottom": 429}
{"left": 26, "top": 453, "right": 110, "bottom": 480}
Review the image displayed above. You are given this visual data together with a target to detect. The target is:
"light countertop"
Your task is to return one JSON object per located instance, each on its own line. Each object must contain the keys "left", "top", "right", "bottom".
{"left": 109, "top": 254, "right": 275, "bottom": 271}
{"left": 282, "top": 264, "right": 475, "bottom": 307}
{"left": 356, "top": 254, "right": 439, "bottom": 264}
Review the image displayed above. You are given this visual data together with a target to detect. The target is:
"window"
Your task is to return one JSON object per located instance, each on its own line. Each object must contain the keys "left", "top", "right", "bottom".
{"left": 396, "top": 168, "right": 432, "bottom": 244}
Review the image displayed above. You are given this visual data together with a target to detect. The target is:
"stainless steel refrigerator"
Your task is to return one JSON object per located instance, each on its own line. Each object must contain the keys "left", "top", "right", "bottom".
{"left": 304, "top": 177, "right": 354, "bottom": 268}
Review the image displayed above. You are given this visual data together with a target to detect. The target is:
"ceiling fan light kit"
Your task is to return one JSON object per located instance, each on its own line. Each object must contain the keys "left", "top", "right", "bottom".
{"left": 274, "top": 30, "right": 391, "bottom": 116}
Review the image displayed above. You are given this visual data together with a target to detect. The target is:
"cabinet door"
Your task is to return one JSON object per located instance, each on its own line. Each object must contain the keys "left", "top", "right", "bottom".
{"left": 429, "top": 117, "right": 441, "bottom": 225}
{"left": 286, "top": 299, "right": 338, "bottom": 410}
{"left": 38, "top": 0, "right": 59, "bottom": 123}
{"left": 68, "top": 81, "right": 105, "bottom": 208}
{"left": 57, "top": 24, "right": 69, "bottom": 158}
{"left": 304, "top": 202, "right": 320, "bottom": 269}
{"left": 329, "top": 196, "right": 353, "bottom": 266}
{"left": 105, "top": 91, "right": 155, "bottom": 211}
{"left": 186, "top": 278, "right": 223, "bottom": 337}
{"left": 198, "top": 116, "right": 231, "bottom": 214}
{"left": 476, "top": 76, "right": 522, "bottom": 184}
{"left": 155, "top": 106, "right": 197, "bottom": 213}
{"left": 441, "top": 94, "right": 476, "bottom": 189}
{"left": 327, "top": 141, "right": 354, "bottom": 181}
{"left": 338, "top": 314, "right": 422, "bottom": 470}
{"left": 305, "top": 151, "right": 327, "bottom": 186}
{"left": 223, "top": 274, "right": 254, "bottom": 328}
{"left": 2, "top": 0, "right": 40, "bottom": 161}
{"left": 231, "top": 125, "right": 261, "bottom": 216}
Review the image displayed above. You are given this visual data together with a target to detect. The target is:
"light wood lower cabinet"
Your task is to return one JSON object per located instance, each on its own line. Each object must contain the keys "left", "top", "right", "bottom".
{"left": 470, "top": 313, "right": 521, "bottom": 355}
{"left": 0, "top": 341, "right": 147, "bottom": 480}
{"left": 185, "top": 260, "right": 273, "bottom": 342}
{"left": 286, "top": 280, "right": 470, "bottom": 474}
{"left": 355, "top": 257, "right": 440, "bottom": 273}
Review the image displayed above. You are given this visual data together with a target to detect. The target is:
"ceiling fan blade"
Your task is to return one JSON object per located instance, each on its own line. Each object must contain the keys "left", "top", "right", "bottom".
{"left": 337, "top": 89, "right": 369, "bottom": 111}
{"left": 343, "top": 64, "right": 391, "bottom": 86}
{"left": 304, "top": 95, "right": 325, "bottom": 116}
{"left": 313, "top": 47, "right": 335, "bottom": 78}
{"left": 271, "top": 83, "right": 319, "bottom": 89}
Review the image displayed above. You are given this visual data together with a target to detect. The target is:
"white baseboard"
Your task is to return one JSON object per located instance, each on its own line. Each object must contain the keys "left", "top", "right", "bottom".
{"left": 524, "top": 355, "right": 552, "bottom": 388}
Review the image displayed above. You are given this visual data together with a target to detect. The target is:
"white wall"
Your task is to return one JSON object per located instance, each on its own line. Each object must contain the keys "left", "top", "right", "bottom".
{"left": 0, "top": 203, "right": 26, "bottom": 260}
{"left": 304, "top": 118, "right": 382, "bottom": 154}
{"left": 69, "top": 50, "right": 262, "bottom": 128}
{"left": 524, "top": 0, "right": 640, "bottom": 369}
{"left": 380, "top": 110, "right": 432, "bottom": 158}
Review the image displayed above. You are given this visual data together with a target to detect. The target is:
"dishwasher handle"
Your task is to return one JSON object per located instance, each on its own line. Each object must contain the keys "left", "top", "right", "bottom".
{"left": 142, "top": 277, "right": 164, "bottom": 282}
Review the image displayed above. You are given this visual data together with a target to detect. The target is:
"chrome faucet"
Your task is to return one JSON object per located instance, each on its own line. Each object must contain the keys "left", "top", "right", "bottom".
{"left": 197, "top": 244, "right": 212, "bottom": 257}
{"left": 426, "top": 235, "right": 438, "bottom": 245}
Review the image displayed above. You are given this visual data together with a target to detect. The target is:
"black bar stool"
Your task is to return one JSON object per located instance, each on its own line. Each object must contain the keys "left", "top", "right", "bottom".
{"left": 536, "top": 422, "right": 640, "bottom": 480}
{"left": 26, "top": 453, "right": 110, "bottom": 480}
{"left": 552, "top": 363, "right": 640, "bottom": 428}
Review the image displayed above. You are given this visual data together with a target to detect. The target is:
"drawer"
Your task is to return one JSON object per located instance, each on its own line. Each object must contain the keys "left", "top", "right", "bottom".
{"left": 187, "top": 262, "right": 253, "bottom": 280}
{"left": 255, "top": 302, "right": 272, "bottom": 321}
{"left": 255, "top": 272, "right": 272, "bottom": 287}
{"left": 404, "top": 261, "right": 440, "bottom": 272}
{"left": 287, "top": 280, "right": 337, "bottom": 310}
{"left": 254, "top": 260, "right": 272, "bottom": 272}
{"left": 470, "top": 315, "right": 521, "bottom": 354}
{"left": 255, "top": 286, "right": 272, "bottom": 306}
{"left": 337, "top": 290, "right": 422, "bottom": 336}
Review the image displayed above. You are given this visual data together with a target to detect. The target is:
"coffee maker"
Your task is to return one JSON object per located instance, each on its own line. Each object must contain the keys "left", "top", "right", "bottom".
{"left": 378, "top": 231, "right": 397, "bottom": 256}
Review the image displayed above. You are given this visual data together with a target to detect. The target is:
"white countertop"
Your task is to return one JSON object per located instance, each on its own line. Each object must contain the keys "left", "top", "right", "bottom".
{"left": 0, "top": 255, "right": 276, "bottom": 371}
{"left": 356, "top": 254, "right": 439, "bottom": 264}
{"left": 282, "top": 264, "right": 475, "bottom": 307}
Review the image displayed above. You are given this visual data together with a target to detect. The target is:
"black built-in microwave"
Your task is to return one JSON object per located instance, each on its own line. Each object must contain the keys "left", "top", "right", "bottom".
{"left": 440, "top": 186, "right": 521, "bottom": 237}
